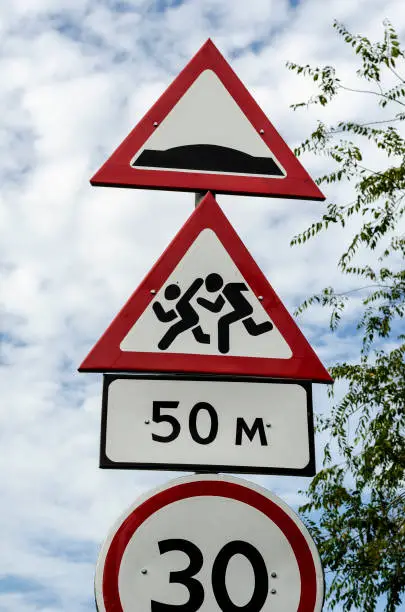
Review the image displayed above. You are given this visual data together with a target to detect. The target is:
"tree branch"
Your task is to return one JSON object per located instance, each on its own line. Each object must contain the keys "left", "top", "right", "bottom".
{"left": 388, "top": 65, "right": 405, "bottom": 83}
{"left": 327, "top": 117, "right": 404, "bottom": 135}
{"left": 330, "top": 285, "right": 391, "bottom": 297}
{"left": 338, "top": 84, "right": 405, "bottom": 107}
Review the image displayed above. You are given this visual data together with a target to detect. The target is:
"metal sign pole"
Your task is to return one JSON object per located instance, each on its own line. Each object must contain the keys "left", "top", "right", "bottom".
{"left": 195, "top": 190, "right": 216, "bottom": 476}
{"left": 195, "top": 191, "right": 214, "bottom": 207}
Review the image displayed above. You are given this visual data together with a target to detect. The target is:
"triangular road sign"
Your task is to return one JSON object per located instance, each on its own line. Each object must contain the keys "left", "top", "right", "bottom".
{"left": 90, "top": 39, "right": 325, "bottom": 201}
{"left": 79, "top": 193, "right": 332, "bottom": 383}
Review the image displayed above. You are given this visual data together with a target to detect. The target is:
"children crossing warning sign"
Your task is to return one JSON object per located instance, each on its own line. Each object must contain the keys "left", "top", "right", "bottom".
{"left": 79, "top": 193, "right": 332, "bottom": 383}
{"left": 90, "top": 39, "right": 325, "bottom": 201}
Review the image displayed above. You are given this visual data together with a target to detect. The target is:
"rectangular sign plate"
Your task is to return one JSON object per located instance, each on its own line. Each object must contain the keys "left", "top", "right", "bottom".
{"left": 100, "top": 374, "right": 315, "bottom": 476}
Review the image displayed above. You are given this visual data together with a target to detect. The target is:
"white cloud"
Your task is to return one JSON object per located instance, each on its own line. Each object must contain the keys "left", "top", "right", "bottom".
{"left": 1, "top": 0, "right": 404, "bottom": 609}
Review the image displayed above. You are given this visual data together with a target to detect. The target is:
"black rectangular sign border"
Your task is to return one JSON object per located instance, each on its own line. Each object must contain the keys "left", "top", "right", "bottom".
{"left": 100, "top": 373, "right": 316, "bottom": 477}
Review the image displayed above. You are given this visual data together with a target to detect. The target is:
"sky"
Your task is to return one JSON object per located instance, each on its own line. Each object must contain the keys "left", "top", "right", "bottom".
{"left": 1, "top": 0, "right": 404, "bottom": 610}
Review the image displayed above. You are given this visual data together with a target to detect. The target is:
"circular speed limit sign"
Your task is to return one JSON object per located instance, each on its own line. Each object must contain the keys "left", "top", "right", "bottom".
{"left": 95, "top": 475, "right": 324, "bottom": 611}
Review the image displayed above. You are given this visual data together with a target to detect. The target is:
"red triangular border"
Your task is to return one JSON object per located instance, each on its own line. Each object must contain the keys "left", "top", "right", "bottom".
{"left": 90, "top": 39, "right": 325, "bottom": 201}
{"left": 79, "top": 193, "right": 332, "bottom": 382}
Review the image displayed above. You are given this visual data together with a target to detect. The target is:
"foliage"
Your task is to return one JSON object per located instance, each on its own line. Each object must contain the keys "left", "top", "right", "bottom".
{"left": 287, "top": 20, "right": 405, "bottom": 611}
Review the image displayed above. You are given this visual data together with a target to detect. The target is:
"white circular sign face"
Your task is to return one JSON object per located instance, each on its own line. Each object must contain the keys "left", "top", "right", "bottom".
{"left": 95, "top": 475, "right": 324, "bottom": 612}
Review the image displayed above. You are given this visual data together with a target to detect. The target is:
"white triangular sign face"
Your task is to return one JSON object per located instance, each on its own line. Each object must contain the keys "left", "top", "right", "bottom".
{"left": 121, "top": 228, "right": 292, "bottom": 359}
{"left": 130, "top": 70, "right": 286, "bottom": 178}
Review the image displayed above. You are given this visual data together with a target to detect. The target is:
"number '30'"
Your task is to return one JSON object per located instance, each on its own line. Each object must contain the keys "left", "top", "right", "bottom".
{"left": 151, "top": 538, "right": 269, "bottom": 611}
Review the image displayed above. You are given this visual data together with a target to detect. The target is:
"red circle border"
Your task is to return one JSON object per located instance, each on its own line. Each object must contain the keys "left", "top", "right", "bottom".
{"left": 101, "top": 480, "right": 318, "bottom": 611}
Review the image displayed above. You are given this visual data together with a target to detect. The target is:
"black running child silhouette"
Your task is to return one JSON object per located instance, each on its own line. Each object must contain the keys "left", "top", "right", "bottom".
{"left": 152, "top": 280, "right": 210, "bottom": 350}
{"left": 197, "top": 273, "right": 273, "bottom": 354}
